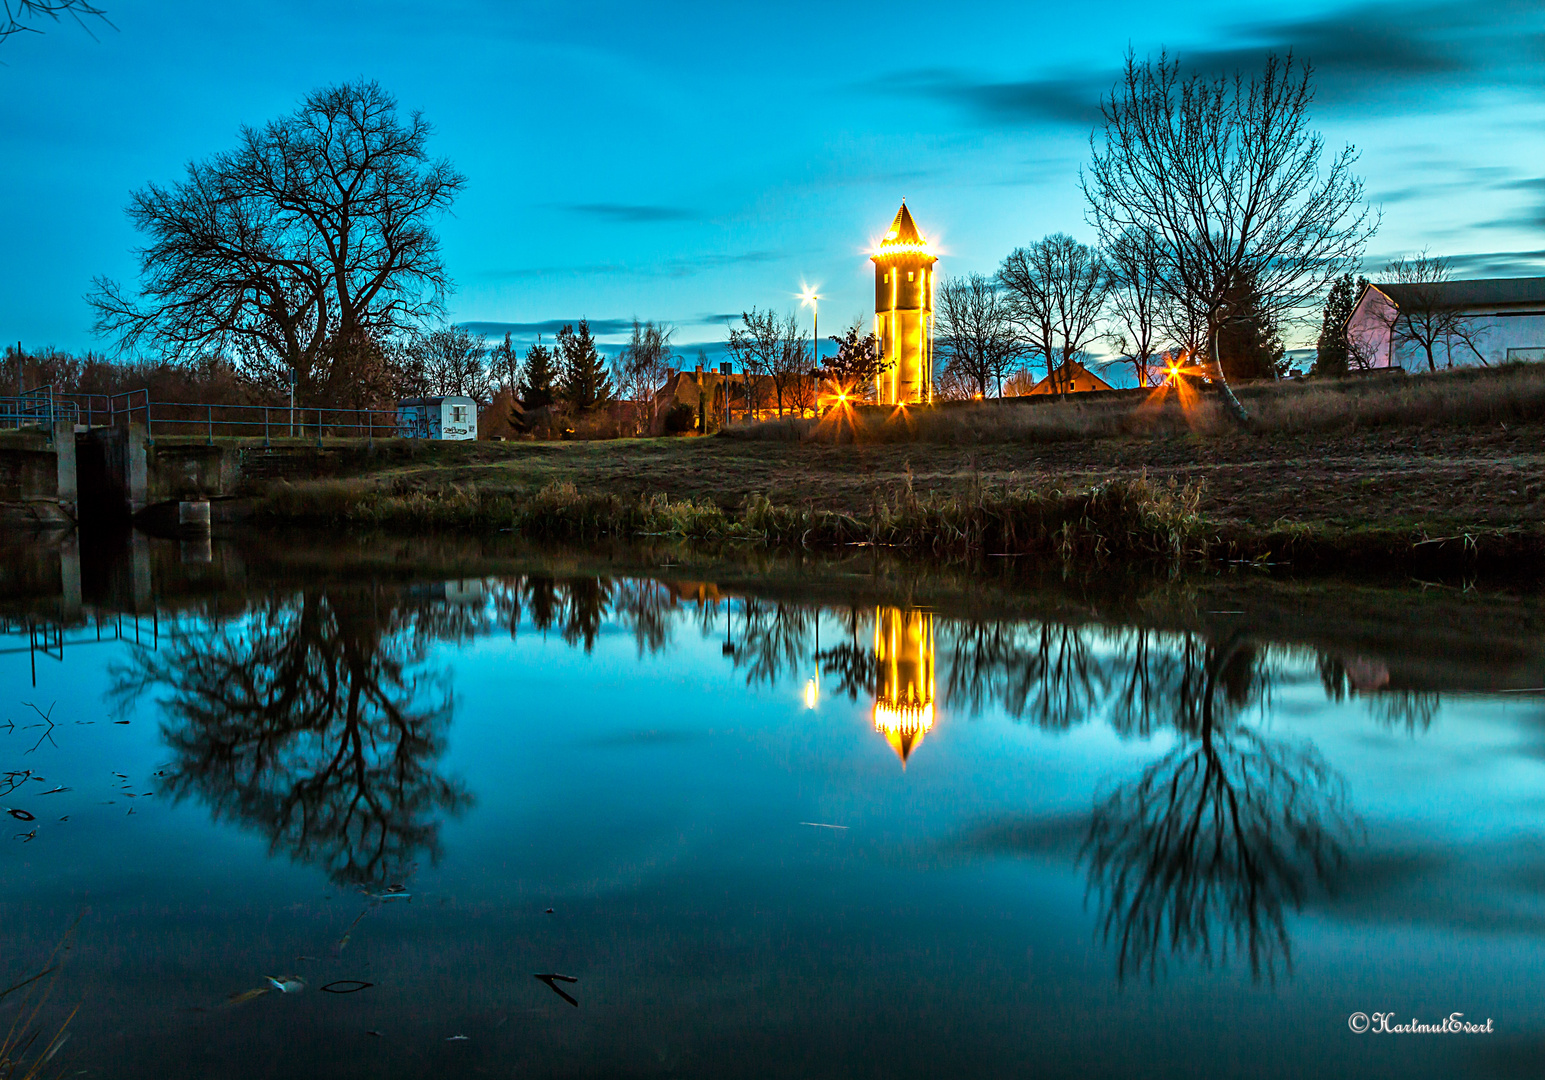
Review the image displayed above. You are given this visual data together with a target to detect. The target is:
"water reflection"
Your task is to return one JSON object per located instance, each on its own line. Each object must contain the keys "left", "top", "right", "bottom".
{"left": 20, "top": 538, "right": 1538, "bottom": 997}
{"left": 1082, "top": 634, "right": 1355, "bottom": 983}
{"left": 110, "top": 587, "right": 473, "bottom": 887}
{"left": 872, "top": 607, "right": 936, "bottom": 765}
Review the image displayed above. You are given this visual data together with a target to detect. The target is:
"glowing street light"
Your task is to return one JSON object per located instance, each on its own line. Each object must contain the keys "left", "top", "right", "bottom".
{"left": 798, "top": 285, "right": 823, "bottom": 369}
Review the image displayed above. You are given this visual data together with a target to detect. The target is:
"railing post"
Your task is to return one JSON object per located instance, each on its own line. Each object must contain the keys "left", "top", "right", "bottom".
{"left": 264, "top": 406, "right": 271, "bottom": 448}
{"left": 366, "top": 408, "right": 373, "bottom": 448}
{"left": 144, "top": 390, "right": 154, "bottom": 447}
{"left": 206, "top": 404, "right": 214, "bottom": 445}
{"left": 316, "top": 408, "right": 323, "bottom": 449}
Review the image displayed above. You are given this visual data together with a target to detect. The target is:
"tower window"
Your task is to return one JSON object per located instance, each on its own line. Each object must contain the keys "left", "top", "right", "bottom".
{"left": 908, "top": 271, "right": 914, "bottom": 282}
{"left": 884, "top": 271, "right": 890, "bottom": 284}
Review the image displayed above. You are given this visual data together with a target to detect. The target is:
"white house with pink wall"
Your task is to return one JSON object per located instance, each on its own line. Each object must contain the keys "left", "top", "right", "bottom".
{"left": 1346, "top": 277, "right": 1545, "bottom": 370}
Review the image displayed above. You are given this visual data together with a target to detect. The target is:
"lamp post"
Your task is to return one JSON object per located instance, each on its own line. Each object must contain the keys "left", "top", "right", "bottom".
{"left": 798, "top": 286, "right": 822, "bottom": 369}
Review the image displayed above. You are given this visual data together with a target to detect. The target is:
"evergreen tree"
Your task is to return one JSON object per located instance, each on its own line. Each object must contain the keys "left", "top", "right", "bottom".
{"left": 1216, "top": 271, "right": 1286, "bottom": 382}
{"left": 556, "top": 319, "right": 613, "bottom": 411}
{"left": 1313, "top": 272, "right": 1367, "bottom": 377}
{"left": 518, "top": 334, "right": 557, "bottom": 410}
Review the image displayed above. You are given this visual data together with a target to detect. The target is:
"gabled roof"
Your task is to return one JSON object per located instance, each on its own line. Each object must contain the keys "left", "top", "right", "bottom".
{"left": 1026, "top": 358, "right": 1114, "bottom": 395}
{"left": 1364, "top": 276, "right": 1545, "bottom": 311}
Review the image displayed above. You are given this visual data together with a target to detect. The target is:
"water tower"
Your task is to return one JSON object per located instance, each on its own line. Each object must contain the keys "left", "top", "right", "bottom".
{"left": 872, "top": 202, "right": 936, "bottom": 405}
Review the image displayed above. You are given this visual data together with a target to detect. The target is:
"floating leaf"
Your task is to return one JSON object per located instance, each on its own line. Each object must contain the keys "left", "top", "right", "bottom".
{"left": 7, "top": 808, "right": 35, "bottom": 821}
{"left": 320, "top": 981, "right": 374, "bottom": 994}
{"left": 226, "top": 988, "right": 269, "bottom": 1006}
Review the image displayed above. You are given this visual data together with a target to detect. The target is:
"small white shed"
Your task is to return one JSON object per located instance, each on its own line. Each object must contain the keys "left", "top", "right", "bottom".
{"left": 396, "top": 396, "right": 477, "bottom": 441}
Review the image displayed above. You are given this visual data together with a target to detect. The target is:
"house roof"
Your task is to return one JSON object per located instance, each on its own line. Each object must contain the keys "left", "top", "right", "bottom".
{"left": 1026, "top": 358, "right": 1115, "bottom": 395}
{"left": 1366, "top": 277, "right": 1545, "bottom": 311}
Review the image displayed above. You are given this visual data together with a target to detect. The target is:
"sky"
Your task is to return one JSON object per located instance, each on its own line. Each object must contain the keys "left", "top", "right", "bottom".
{"left": 3, "top": 0, "right": 1545, "bottom": 363}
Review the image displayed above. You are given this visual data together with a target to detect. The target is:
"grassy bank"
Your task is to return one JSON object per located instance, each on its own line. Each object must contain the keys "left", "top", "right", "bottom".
{"left": 730, "top": 363, "right": 1545, "bottom": 445}
{"left": 221, "top": 364, "right": 1545, "bottom": 572}
{"left": 255, "top": 474, "right": 1210, "bottom": 563}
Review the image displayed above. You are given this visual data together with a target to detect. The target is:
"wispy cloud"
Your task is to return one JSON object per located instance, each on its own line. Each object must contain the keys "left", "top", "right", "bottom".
{"left": 561, "top": 203, "right": 700, "bottom": 223}
{"left": 460, "top": 318, "right": 637, "bottom": 338}
{"left": 480, "top": 249, "right": 782, "bottom": 281}
{"left": 869, "top": 0, "right": 1545, "bottom": 128}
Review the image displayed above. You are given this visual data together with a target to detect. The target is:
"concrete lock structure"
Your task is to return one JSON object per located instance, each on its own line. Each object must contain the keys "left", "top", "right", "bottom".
{"left": 872, "top": 202, "right": 936, "bottom": 405}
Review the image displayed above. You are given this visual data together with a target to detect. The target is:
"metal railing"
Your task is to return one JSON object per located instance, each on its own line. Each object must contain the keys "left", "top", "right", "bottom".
{"left": 49, "top": 390, "right": 403, "bottom": 447}
{"left": 17, "top": 387, "right": 485, "bottom": 446}
{"left": 0, "top": 385, "right": 80, "bottom": 440}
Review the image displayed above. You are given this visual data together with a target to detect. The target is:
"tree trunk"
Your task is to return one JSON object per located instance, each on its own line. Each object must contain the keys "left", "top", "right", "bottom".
{"left": 1208, "top": 327, "right": 1251, "bottom": 424}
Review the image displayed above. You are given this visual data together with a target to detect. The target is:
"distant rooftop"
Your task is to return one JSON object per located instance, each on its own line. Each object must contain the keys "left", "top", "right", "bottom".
{"left": 1370, "top": 277, "right": 1545, "bottom": 309}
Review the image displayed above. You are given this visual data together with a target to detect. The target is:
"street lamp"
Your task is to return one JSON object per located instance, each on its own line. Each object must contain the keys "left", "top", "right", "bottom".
{"left": 798, "top": 285, "right": 823, "bottom": 368}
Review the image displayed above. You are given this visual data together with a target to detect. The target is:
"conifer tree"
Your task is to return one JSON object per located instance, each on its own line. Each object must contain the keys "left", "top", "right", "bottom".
{"left": 518, "top": 335, "right": 557, "bottom": 410}
{"left": 1314, "top": 272, "right": 1368, "bottom": 377}
{"left": 556, "top": 320, "right": 613, "bottom": 411}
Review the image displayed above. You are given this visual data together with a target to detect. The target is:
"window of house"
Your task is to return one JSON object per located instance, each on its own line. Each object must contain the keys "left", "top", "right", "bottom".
{"left": 1506, "top": 347, "right": 1545, "bottom": 364}
{"left": 451, "top": 405, "right": 468, "bottom": 423}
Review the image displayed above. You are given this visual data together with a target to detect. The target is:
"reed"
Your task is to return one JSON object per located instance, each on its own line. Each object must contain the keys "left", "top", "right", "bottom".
{"left": 253, "top": 474, "right": 1210, "bottom": 563}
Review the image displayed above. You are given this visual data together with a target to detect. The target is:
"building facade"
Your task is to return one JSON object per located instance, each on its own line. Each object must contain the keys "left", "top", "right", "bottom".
{"left": 1346, "top": 277, "right": 1545, "bottom": 370}
{"left": 872, "top": 203, "right": 936, "bottom": 405}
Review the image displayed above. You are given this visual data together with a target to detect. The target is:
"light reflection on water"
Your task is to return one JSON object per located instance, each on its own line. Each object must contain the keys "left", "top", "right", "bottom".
{"left": 1, "top": 533, "right": 1544, "bottom": 1078}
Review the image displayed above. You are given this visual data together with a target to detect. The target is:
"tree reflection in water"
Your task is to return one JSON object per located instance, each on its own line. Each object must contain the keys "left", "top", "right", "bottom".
{"left": 109, "top": 572, "right": 1370, "bottom": 974}
{"left": 1082, "top": 634, "right": 1355, "bottom": 983}
{"left": 112, "top": 588, "right": 473, "bottom": 887}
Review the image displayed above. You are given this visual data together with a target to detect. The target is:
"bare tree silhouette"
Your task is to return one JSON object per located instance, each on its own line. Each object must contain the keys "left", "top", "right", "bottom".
{"left": 1082, "top": 634, "right": 1354, "bottom": 983}
{"left": 112, "top": 588, "right": 472, "bottom": 887}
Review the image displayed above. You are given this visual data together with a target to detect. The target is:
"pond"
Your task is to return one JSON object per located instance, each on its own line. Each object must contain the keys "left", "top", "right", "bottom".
{"left": 2, "top": 531, "right": 1543, "bottom": 1078}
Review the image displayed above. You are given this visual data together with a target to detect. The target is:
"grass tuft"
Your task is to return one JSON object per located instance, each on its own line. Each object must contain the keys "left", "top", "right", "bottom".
{"left": 253, "top": 474, "right": 1209, "bottom": 563}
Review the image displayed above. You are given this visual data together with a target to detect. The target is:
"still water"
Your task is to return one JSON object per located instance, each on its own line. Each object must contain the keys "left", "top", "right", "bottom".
{"left": 2, "top": 532, "right": 1544, "bottom": 1078}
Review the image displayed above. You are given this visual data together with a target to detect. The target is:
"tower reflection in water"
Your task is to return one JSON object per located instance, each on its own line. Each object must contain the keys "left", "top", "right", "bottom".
{"left": 872, "top": 607, "right": 936, "bottom": 765}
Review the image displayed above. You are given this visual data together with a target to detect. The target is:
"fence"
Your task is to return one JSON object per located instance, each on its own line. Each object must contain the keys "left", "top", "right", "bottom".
{"left": 0, "top": 385, "right": 80, "bottom": 441}
{"left": 53, "top": 390, "right": 401, "bottom": 446}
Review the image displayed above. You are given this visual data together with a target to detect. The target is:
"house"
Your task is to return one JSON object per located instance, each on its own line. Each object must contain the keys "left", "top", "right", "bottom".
{"left": 652, "top": 365, "right": 817, "bottom": 432}
{"left": 1346, "top": 277, "right": 1545, "bottom": 371}
{"left": 1024, "top": 358, "right": 1115, "bottom": 395}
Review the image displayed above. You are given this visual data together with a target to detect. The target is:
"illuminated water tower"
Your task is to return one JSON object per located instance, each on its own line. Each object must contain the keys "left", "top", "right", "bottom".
{"left": 872, "top": 202, "right": 936, "bottom": 405}
{"left": 872, "top": 606, "right": 936, "bottom": 766}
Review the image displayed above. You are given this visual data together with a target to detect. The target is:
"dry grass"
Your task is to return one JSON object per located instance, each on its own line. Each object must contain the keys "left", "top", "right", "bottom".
{"left": 253, "top": 474, "right": 1210, "bottom": 563}
{"left": 728, "top": 364, "right": 1545, "bottom": 445}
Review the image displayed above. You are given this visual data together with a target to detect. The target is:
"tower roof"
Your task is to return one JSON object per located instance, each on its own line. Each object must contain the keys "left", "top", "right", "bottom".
{"left": 885, "top": 202, "right": 922, "bottom": 245}
{"left": 875, "top": 201, "right": 935, "bottom": 262}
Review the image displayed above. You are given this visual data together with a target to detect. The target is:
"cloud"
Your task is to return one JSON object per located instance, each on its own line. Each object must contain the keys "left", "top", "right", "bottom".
{"left": 480, "top": 250, "right": 782, "bottom": 281}
{"left": 459, "top": 318, "right": 637, "bottom": 338}
{"left": 460, "top": 311, "right": 742, "bottom": 343}
{"left": 870, "top": 0, "right": 1545, "bottom": 128}
{"left": 561, "top": 203, "right": 699, "bottom": 223}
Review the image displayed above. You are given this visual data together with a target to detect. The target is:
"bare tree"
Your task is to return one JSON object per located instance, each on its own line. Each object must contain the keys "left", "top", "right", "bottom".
{"left": 91, "top": 80, "right": 466, "bottom": 407}
{"left": 935, "top": 273, "right": 1020, "bottom": 397}
{"left": 998, "top": 235, "right": 1109, "bottom": 393}
{"left": 1379, "top": 252, "right": 1488, "bottom": 371}
{"left": 1, "top": 0, "right": 108, "bottom": 43}
{"left": 1084, "top": 52, "right": 1377, "bottom": 421}
{"left": 404, "top": 325, "right": 491, "bottom": 401}
{"left": 1105, "top": 230, "right": 1164, "bottom": 386}
{"left": 726, "top": 308, "right": 781, "bottom": 417}
{"left": 615, "top": 319, "right": 675, "bottom": 434}
{"left": 487, "top": 332, "right": 520, "bottom": 397}
{"left": 769, "top": 312, "right": 811, "bottom": 416}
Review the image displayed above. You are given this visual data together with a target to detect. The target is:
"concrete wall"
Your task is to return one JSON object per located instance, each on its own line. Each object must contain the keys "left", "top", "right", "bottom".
{"left": 0, "top": 428, "right": 73, "bottom": 528}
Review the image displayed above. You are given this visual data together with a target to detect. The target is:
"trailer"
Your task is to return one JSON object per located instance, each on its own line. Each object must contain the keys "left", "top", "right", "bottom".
{"left": 396, "top": 396, "right": 477, "bottom": 440}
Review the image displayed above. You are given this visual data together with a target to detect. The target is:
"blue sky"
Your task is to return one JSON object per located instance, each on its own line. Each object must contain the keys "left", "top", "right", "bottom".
{"left": 3, "top": 0, "right": 1545, "bottom": 361}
